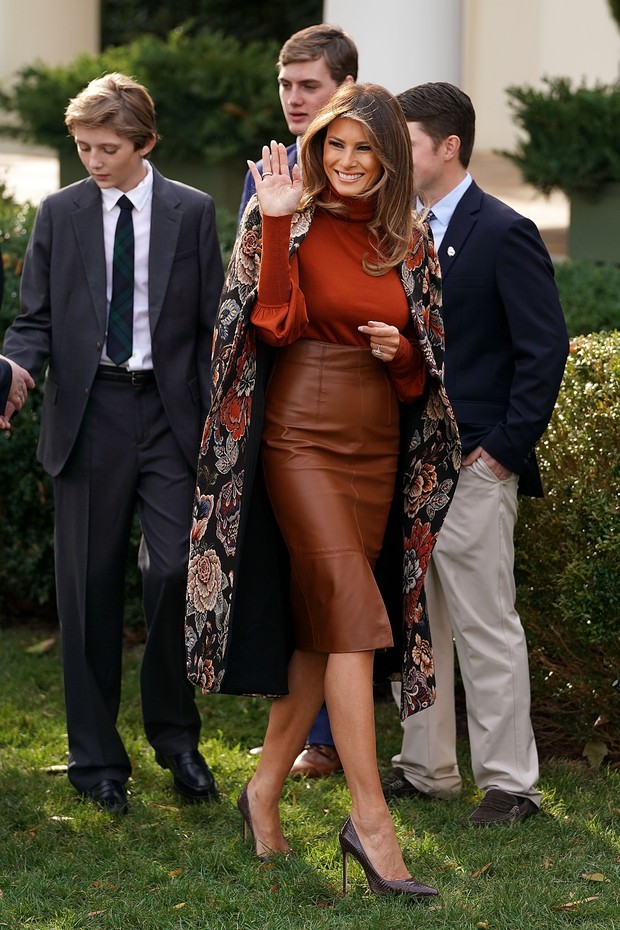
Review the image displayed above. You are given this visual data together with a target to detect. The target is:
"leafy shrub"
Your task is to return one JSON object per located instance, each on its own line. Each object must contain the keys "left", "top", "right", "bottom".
{"left": 101, "top": 0, "right": 323, "bottom": 49}
{"left": 0, "top": 30, "right": 288, "bottom": 165}
{"left": 609, "top": 0, "right": 620, "bottom": 31}
{"left": 0, "top": 190, "right": 139, "bottom": 628}
{"left": 555, "top": 259, "right": 620, "bottom": 336}
{"left": 215, "top": 206, "right": 238, "bottom": 267}
{"left": 503, "top": 77, "right": 620, "bottom": 194}
{"left": 515, "top": 332, "right": 620, "bottom": 758}
{"left": 0, "top": 187, "right": 55, "bottom": 622}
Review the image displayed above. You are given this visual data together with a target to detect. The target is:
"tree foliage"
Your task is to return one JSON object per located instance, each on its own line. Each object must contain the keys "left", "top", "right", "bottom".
{"left": 0, "top": 32, "right": 290, "bottom": 164}
{"left": 608, "top": 0, "right": 620, "bottom": 32}
{"left": 100, "top": 0, "right": 323, "bottom": 48}
{"left": 503, "top": 77, "right": 620, "bottom": 194}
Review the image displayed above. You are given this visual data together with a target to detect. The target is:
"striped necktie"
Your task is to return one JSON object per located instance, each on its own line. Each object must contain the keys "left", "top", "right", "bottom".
{"left": 107, "top": 194, "right": 134, "bottom": 365}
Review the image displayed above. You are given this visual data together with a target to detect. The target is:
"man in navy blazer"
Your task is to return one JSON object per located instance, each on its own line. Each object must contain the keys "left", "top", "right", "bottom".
{"left": 3, "top": 74, "right": 224, "bottom": 813}
{"left": 382, "top": 83, "right": 568, "bottom": 824}
{"left": 237, "top": 24, "right": 358, "bottom": 225}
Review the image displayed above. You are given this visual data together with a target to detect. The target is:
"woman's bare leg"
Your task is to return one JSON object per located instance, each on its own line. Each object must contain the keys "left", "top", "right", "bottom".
{"left": 246, "top": 648, "right": 327, "bottom": 857}
{"left": 325, "top": 651, "right": 411, "bottom": 881}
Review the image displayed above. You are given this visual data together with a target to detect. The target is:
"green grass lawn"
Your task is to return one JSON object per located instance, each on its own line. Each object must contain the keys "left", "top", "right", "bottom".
{"left": 1, "top": 626, "right": 618, "bottom": 930}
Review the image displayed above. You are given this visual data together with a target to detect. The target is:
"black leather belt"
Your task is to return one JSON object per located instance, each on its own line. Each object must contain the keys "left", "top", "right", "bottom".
{"left": 96, "top": 366, "right": 155, "bottom": 386}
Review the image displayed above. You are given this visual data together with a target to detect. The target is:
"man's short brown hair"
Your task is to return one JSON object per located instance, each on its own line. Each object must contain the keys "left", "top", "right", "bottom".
{"left": 278, "top": 24, "right": 358, "bottom": 84}
{"left": 397, "top": 82, "right": 476, "bottom": 168}
{"left": 65, "top": 72, "right": 159, "bottom": 151}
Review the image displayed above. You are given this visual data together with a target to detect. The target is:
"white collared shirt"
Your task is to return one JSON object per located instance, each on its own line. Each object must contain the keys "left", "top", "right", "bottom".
{"left": 100, "top": 160, "right": 153, "bottom": 370}
{"left": 418, "top": 173, "right": 473, "bottom": 251}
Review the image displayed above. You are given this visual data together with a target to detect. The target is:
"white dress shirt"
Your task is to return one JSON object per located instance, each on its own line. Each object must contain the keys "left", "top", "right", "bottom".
{"left": 417, "top": 173, "right": 473, "bottom": 251}
{"left": 100, "top": 160, "right": 153, "bottom": 370}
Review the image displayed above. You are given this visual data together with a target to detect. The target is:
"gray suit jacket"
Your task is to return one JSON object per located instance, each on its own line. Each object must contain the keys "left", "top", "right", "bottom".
{"left": 0, "top": 358, "right": 10, "bottom": 411}
{"left": 4, "top": 167, "right": 223, "bottom": 476}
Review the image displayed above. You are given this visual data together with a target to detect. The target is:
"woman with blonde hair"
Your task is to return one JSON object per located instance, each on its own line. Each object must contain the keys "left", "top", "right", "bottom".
{"left": 186, "top": 83, "right": 460, "bottom": 897}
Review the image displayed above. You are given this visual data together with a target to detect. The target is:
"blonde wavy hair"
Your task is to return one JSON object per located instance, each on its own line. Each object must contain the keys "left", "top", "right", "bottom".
{"left": 299, "top": 82, "right": 421, "bottom": 275}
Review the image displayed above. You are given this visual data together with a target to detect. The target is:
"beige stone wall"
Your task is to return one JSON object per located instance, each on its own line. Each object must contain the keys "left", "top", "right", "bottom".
{"left": 0, "top": 0, "right": 99, "bottom": 83}
{"left": 464, "top": 0, "right": 620, "bottom": 149}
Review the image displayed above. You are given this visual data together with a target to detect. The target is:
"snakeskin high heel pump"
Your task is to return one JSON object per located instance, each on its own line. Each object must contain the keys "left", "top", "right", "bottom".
{"left": 339, "top": 816, "right": 438, "bottom": 898}
{"left": 237, "top": 782, "right": 291, "bottom": 861}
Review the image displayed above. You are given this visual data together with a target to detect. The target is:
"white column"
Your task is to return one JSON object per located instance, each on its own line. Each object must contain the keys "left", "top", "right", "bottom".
{"left": 323, "top": 0, "right": 463, "bottom": 94}
{"left": 0, "top": 0, "right": 99, "bottom": 82}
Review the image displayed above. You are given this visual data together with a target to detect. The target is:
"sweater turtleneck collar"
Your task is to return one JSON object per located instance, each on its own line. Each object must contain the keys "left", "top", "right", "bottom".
{"left": 321, "top": 184, "right": 377, "bottom": 223}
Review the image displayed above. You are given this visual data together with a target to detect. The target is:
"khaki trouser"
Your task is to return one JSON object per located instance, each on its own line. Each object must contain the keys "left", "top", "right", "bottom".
{"left": 391, "top": 458, "right": 541, "bottom": 805}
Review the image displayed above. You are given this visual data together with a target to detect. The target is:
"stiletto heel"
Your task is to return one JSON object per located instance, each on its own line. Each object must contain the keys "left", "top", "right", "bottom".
{"left": 338, "top": 817, "right": 438, "bottom": 898}
{"left": 236, "top": 782, "right": 291, "bottom": 861}
{"left": 237, "top": 783, "right": 260, "bottom": 850}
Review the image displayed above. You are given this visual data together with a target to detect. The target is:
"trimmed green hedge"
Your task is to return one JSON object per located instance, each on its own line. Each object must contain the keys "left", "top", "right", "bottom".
{"left": 0, "top": 187, "right": 54, "bottom": 621}
{"left": 516, "top": 332, "right": 620, "bottom": 758}
{"left": 555, "top": 260, "right": 620, "bottom": 336}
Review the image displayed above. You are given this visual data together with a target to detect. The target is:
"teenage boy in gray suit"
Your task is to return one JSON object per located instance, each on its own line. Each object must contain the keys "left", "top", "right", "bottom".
{"left": 3, "top": 73, "right": 224, "bottom": 813}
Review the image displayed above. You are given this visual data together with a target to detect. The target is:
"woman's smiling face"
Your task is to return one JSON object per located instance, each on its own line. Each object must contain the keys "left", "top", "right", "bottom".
{"left": 322, "top": 117, "right": 382, "bottom": 196}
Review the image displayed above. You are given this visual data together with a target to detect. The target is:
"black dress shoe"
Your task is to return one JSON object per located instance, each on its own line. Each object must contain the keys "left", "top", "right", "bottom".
{"left": 82, "top": 779, "right": 128, "bottom": 814}
{"left": 381, "top": 767, "right": 430, "bottom": 801}
{"left": 155, "top": 750, "right": 218, "bottom": 801}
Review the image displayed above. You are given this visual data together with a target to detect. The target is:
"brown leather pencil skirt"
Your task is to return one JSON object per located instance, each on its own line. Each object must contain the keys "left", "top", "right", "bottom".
{"left": 261, "top": 339, "right": 399, "bottom": 654}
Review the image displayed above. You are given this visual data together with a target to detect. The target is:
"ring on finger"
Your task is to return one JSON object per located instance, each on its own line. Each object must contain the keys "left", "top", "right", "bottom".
{"left": 372, "top": 346, "right": 382, "bottom": 357}
{"left": 262, "top": 171, "right": 273, "bottom": 178}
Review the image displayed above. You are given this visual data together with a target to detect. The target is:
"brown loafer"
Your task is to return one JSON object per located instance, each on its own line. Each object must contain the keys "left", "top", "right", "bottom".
{"left": 467, "top": 789, "right": 539, "bottom": 826}
{"left": 289, "top": 743, "right": 342, "bottom": 778}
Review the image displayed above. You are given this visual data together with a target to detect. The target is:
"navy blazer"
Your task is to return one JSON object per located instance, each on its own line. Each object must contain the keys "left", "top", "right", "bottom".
{"left": 437, "top": 180, "right": 568, "bottom": 496}
{"left": 237, "top": 143, "right": 298, "bottom": 226}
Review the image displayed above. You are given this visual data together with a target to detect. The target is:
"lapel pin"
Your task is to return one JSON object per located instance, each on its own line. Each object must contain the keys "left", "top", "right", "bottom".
{"left": 447, "top": 246, "right": 456, "bottom": 257}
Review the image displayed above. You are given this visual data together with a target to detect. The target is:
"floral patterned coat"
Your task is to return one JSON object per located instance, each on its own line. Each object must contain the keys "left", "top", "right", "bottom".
{"left": 185, "top": 199, "right": 461, "bottom": 720}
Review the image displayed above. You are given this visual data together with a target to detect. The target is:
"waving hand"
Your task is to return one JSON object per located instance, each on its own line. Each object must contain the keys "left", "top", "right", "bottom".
{"left": 248, "top": 141, "right": 303, "bottom": 217}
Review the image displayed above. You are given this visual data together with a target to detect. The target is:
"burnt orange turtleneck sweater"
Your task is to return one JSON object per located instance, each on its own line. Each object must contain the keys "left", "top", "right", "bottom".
{"left": 251, "top": 194, "right": 426, "bottom": 403}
